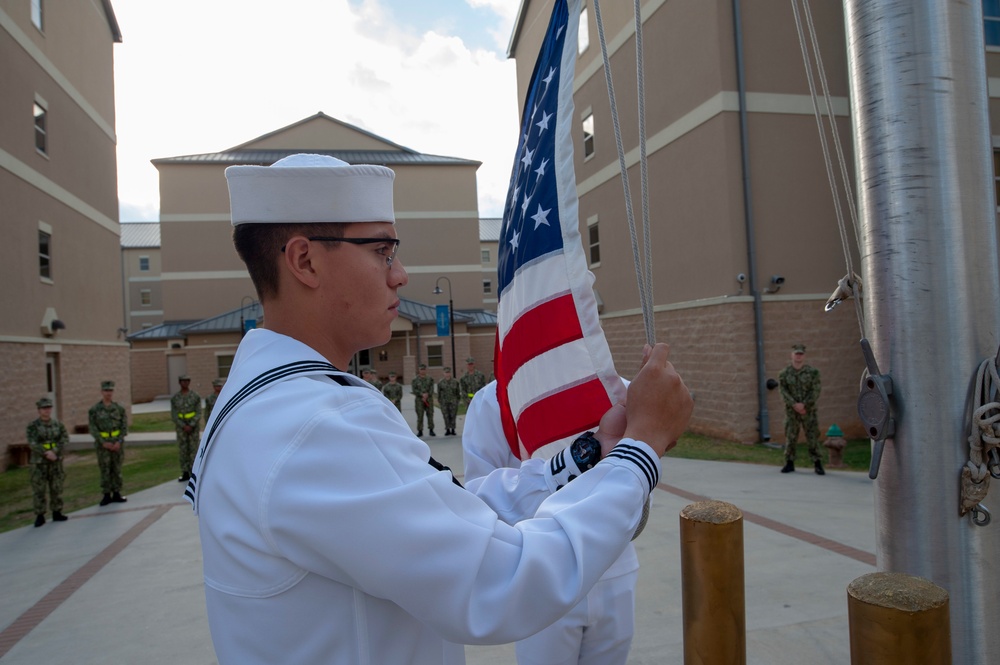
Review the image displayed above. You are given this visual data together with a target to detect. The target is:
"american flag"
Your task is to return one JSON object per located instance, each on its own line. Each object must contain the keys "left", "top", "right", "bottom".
{"left": 495, "top": 0, "right": 626, "bottom": 461}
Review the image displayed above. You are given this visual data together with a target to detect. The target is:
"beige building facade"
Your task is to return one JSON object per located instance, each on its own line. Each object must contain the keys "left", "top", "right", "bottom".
{"left": 1, "top": 0, "right": 126, "bottom": 468}
{"left": 509, "top": 0, "right": 1000, "bottom": 442}
{"left": 120, "top": 222, "right": 163, "bottom": 333}
{"left": 131, "top": 113, "right": 498, "bottom": 400}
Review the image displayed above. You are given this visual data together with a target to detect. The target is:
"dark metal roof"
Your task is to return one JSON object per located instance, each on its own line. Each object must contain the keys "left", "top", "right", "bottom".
{"left": 152, "top": 149, "right": 480, "bottom": 167}
{"left": 456, "top": 309, "right": 498, "bottom": 327}
{"left": 127, "top": 300, "right": 493, "bottom": 342}
{"left": 181, "top": 302, "right": 263, "bottom": 334}
{"left": 397, "top": 297, "right": 475, "bottom": 325}
{"left": 101, "top": 0, "right": 123, "bottom": 43}
{"left": 127, "top": 320, "right": 198, "bottom": 341}
{"left": 119, "top": 222, "right": 160, "bottom": 248}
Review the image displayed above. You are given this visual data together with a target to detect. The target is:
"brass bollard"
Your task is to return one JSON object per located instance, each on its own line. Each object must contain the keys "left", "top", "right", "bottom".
{"left": 847, "top": 571, "right": 951, "bottom": 665}
{"left": 680, "top": 500, "right": 746, "bottom": 665}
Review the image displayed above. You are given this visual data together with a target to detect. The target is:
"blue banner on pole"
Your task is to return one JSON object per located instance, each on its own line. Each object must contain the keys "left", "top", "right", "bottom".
{"left": 436, "top": 305, "right": 450, "bottom": 337}
{"left": 243, "top": 319, "right": 257, "bottom": 334}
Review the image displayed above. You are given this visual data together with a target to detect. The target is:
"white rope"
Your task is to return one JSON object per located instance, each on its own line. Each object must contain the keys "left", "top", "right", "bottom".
{"left": 961, "top": 355, "right": 1000, "bottom": 519}
{"left": 790, "top": 0, "right": 866, "bottom": 337}
{"left": 592, "top": 0, "right": 655, "bottom": 345}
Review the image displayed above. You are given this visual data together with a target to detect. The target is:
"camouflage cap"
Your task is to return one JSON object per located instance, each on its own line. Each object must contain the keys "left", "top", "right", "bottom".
{"left": 443, "top": 367, "right": 452, "bottom": 373}
{"left": 212, "top": 378, "right": 225, "bottom": 387}
{"left": 36, "top": 397, "right": 53, "bottom": 408}
{"left": 792, "top": 344, "right": 806, "bottom": 353}
{"left": 101, "top": 380, "right": 115, "bottom": 390}
{"left": 179, "top": 374, "right": 191, "bottom": 382}
{"left": 388, "top": 371, "right": 397, "bottom": 377}
{"left": 466, "top": 356, "right": 475, "bottom": 363}
{"left": 418, "top": 363, "right": 427, "bottom": 369}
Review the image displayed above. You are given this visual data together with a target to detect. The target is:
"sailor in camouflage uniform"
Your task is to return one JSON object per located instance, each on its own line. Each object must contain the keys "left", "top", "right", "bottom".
{"left": 171, "top": 374, "right": 203, "bottom": 483}
{"left": 26, "top": 397, "right": 69, "bottom": 527}
{"left": 88, "top": 380, "right": 128, "bottom": 506}
{"left": 459, "top": 356, "right": 487, "bottom": 407}
{"left": 364, "top": 367, "right": 384, "bottom": 392}
{"left": 205, "top": 378, "right": 225, "bottom": 424}
{"left": 381, "top": 371, "right": 403, "bottom": 411}
{"left": 778, "top": 344, "right": 824, "bottom": 475}
{"left": 436, "top": 367, "right": 461, "bottom": 436}
{"left": 411, "top": 364, "right": 436, "bottom": 437}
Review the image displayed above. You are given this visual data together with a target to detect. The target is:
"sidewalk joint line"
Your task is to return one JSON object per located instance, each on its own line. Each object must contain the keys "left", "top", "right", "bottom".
{"left": 657, "top": 482, "right": 876, "bottom": 566}
{"left": 0, "top": 503, "right": 176, "bottom": 659}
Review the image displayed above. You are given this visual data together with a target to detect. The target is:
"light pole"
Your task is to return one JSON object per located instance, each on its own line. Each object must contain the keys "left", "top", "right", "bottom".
{"left": 433, "top": 277, "right": 456, "bottom": 375}
{"left": 240, "top": 296, "right": 257, "bottom": 338}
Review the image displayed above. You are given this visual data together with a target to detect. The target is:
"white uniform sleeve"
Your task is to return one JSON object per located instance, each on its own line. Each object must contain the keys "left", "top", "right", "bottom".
{"left": 264, "top": 390, "right": 658, "bottom": 645}
{"left": 463, "top": 382, "right": 557, "bottom": 525}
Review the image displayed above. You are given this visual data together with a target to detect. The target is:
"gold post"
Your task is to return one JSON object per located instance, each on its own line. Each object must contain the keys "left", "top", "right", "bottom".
{"left": 680, "top": 500, "right": 746, "bottom": 665}
{"left": 847, "top": 571, "right": 951, "bottom": 665}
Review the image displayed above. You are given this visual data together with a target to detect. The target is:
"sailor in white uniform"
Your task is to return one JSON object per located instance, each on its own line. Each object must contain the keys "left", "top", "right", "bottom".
{"left": 186, "top": 153, "right": 693, "bottom": 665}
{"left": 464, "top": 381, "right": 639, "bottom": 665}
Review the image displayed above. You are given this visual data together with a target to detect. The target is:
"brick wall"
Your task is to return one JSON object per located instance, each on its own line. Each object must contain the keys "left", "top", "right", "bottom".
{"left": 130, "top": 345, "right": 167, "bottom": 402}
{"left": 2, "top": 342, "right": 129, "bottom": 470}
{"left": 603, "top": 298, "right": 864, "bottom": 443}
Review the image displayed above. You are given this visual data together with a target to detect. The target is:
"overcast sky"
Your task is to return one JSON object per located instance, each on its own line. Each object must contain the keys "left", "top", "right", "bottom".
{"left": 112, "top": 0, "right": 522, "bottom": 222}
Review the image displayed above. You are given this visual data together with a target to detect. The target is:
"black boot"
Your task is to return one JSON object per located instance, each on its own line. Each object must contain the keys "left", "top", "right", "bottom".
{"left": 429, "top": 430, "right": 436, "bottom": 437}
{"left": 112, "top": 491, "right": 127, "bottom": 503}
{"left": 100, "top": 493, "right": 112, "bottom": 506}
{"left": 52, "top": 511, "right": 68, "bottom": 522}
{"left": 178, "top": 472, "right": 190, "bottom": 482}
{"left": 814, "top": 460, "right": 825, "bottom": 476}
{"left": 417, "top": 430, "right": 423, "bottom": 437}
{"left": 34, "top": 514, "right": 46, "bottom": 527}
{"left": 781, "top": 460, "right": 795, "bottom": 473}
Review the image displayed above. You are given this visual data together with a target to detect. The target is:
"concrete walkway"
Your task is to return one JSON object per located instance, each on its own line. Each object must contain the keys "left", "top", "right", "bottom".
{"left": 1, "top": 390, "right": 875, "bottom": 664}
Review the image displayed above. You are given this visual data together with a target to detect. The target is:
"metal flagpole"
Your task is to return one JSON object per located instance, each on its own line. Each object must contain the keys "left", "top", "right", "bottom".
{"left": 843, "top": 1, "right": 1000, "bottom": 662}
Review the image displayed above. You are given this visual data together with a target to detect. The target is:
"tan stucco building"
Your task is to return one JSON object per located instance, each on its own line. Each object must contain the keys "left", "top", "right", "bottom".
{"left": 508, "top": 0, "right": 1000, "bottom": 442}
{"left": 120, "top": 221, "right": 163, "bottom": 333}
{"left": 1, "top": 0, "right": 126, "bottom": 468}
{"left": 130, "top": 113, "right": 498, "bottom": 400}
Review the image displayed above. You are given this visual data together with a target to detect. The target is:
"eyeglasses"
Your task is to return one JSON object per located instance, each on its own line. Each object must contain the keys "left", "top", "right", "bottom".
{"left": 281, "top": 236, "right": 401, "bottom": 267}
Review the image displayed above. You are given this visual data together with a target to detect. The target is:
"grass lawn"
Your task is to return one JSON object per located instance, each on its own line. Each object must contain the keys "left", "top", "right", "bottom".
{"left": 0, "top": 444, "right": 181, "bottom": 534}
{"left": 129, "top": 411, "right": 176, "bottom": 432}
{"left": 666, "top": 433, "right": 873, "bottom": 473}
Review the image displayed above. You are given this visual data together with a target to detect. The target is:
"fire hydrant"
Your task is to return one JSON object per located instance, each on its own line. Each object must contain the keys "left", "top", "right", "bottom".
{"left": 823, "top": 424, "right": 846, "bottom": 468}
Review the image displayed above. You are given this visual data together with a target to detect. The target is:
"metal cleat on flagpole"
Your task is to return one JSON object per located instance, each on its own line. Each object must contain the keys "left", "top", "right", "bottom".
{"left": 858, "top": 338, "right": 895, "bottom": 479}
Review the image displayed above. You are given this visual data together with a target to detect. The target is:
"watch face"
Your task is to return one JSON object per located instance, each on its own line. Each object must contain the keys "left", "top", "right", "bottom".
{"left": 571, "top": 433, "right": 601, "bottom": 470}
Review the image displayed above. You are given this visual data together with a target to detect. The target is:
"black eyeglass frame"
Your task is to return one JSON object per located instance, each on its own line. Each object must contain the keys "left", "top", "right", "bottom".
{"left": 281, "top": 236, "right": 401, "bottom": 266}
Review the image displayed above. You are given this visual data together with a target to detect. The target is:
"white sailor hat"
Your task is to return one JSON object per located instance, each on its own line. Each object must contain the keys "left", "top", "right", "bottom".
{"left": 225, "top": 153, "right": 395, "bottom": 226}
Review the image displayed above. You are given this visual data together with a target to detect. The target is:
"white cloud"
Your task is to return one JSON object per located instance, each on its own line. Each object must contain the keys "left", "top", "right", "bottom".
{"left": 113, "top": 0, "right": 519, "bottom": 220}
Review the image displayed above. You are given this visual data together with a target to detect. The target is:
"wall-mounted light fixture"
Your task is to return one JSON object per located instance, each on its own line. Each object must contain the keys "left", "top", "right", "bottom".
{"left": 763, "top": 275, "right": 784, "bottom": 294}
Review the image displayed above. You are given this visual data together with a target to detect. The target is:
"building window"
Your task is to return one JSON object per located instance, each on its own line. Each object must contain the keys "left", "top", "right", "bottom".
{"left": 582, "top": 113, "right": 594, "bottom": 158}
{"left": 578, "top": 6, "right": 589, "bottom": 54}
{"left": 481, "top": 248, "right": 490, "bottom": 263}
{"left": 426, "top": 343, "right": 444, "bottom": 368}
{"left": 140, "top": 289, "right": 151, "bottom": 306}
{"left": 217, "top": 354, "right": 235, "bottom": 378}
{"left": 31, "top": 0, "right": 43, "bottom": 31}
{"left": 987, "top": 0, "right": 1000, "bottom": 46}
{"left": 34, "top": 101, "right": 47, "bottom": 155}
{"left": 139, "top": 256, "right": 150, "bottom": 271}
{"left": 588, "top": 219, "right": 600, "bottom": 266}
{"left": 483, "top": 279, "right": 492, "bottom": 295}
{"left": 39, "top": 229, "right": 51, "bottom": 279}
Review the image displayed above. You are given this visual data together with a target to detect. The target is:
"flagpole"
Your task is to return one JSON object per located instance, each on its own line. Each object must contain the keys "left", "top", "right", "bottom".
{"left": 844, "top": 1, "right": 1000, "bottom": 662}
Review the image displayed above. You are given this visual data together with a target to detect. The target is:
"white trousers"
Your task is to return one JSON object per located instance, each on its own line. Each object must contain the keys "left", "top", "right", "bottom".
{"left": 514, "top": 569, "right": 638, "bottom": 665}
